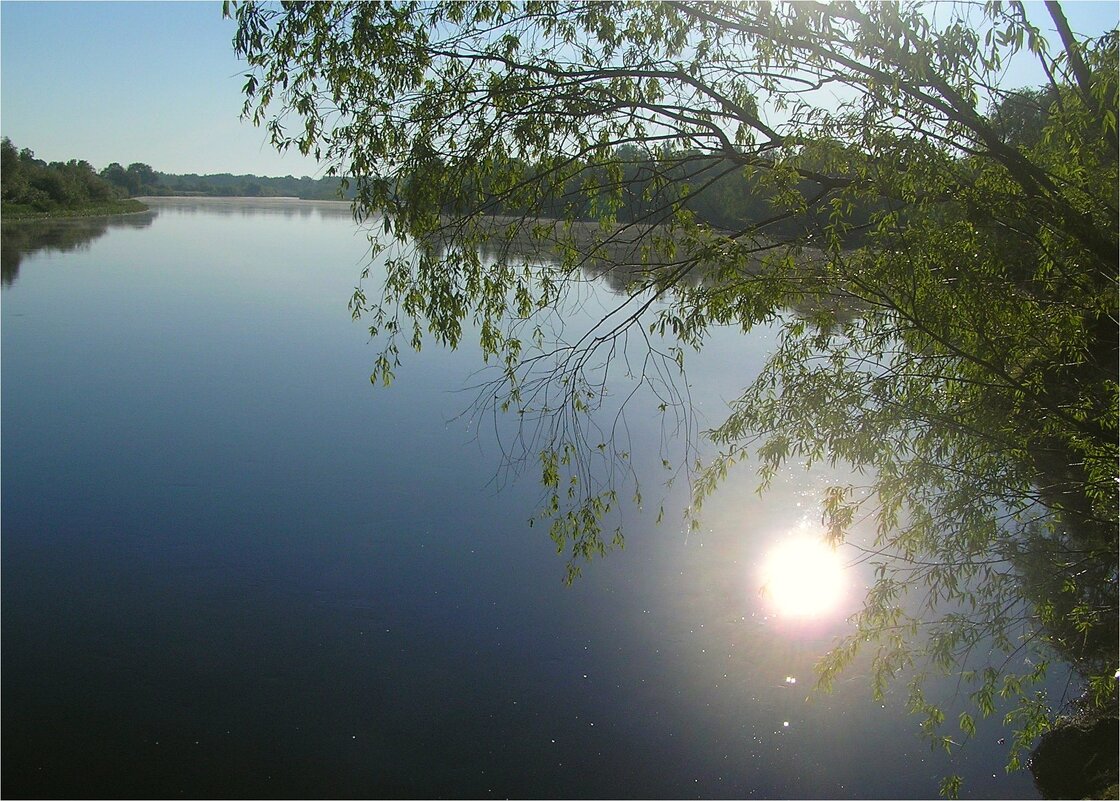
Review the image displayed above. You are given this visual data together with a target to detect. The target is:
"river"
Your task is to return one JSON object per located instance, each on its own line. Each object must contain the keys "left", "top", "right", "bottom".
{"left": 1, "top": 197, "right": 1046, "bottom": 798}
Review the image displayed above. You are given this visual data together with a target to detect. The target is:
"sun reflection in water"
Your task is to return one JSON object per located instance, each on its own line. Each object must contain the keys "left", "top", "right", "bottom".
{"left": 760, "top": 526, "right": 847, "bottom": 619}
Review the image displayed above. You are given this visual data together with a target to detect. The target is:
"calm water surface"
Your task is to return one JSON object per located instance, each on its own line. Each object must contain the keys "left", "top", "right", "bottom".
{"left": 2, "top": 198, "right": 1043, "bottom": 798}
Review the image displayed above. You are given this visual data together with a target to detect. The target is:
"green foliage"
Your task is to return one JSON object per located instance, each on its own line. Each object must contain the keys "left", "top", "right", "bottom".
{"left": 1, "top": 138, "right": 132, "bottom": 215}
{"left": 939, "top": 774, "right": 963, "bottom": 799}
{"left": 229, "top": 2, "right": 1118, "bottom": 792}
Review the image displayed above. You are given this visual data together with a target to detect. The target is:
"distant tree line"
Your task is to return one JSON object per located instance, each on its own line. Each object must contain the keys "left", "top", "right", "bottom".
{"left": 6, "top": 88, "right": 1042, "bottom": 228}
{"left": 4, "top": 86, "right": 1050, "bottom": 225}
{"left": 0, "top": 137, "right": 354, "bottom": 214}
{"left": 99, "top": 162, "right": 353, "bottom": 201}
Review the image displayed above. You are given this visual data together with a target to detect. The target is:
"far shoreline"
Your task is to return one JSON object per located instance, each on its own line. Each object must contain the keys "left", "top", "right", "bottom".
{"left": 1, "top": 198, "right": 151, "bottom": 224}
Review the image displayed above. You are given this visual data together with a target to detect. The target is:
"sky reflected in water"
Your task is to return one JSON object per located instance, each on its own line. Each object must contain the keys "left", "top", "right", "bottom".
{"left": 760, "top": 522, "right": 849, "bottom": 621}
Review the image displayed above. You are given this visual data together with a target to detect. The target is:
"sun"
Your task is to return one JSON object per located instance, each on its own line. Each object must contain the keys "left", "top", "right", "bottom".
{"left": 760, "top": 534, "right": 847, "bottom": 619}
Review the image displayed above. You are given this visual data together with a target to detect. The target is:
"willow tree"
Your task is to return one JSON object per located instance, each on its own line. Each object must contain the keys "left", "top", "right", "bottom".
{"left": 228, "top": 1, "right": 1117, "bottom": 791}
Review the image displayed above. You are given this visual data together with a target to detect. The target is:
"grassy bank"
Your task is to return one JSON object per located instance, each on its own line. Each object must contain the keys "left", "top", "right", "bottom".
{"left": 1, "top": 198, "right": 149, "bottom": 222}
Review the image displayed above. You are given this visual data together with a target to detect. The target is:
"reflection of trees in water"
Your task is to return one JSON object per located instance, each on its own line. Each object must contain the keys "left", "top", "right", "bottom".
{"left": 1, "top": 212, "right": 155, "bottom": 286}
{"left": 1008, "top": 524, "right": 1117, "bottom": 680}
{"left": 464, "top": 215, "right": 849, "bottom": 321}
{"left": 432, "top": 214, "right": 727, "bottom": 295}
{"left": 433, "top": 216, "right": 1117, "bottom": 759}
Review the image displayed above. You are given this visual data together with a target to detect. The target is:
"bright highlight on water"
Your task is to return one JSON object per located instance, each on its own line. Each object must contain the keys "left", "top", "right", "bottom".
{"left": 760, "top": 530, "right": 847, "bottom": 619}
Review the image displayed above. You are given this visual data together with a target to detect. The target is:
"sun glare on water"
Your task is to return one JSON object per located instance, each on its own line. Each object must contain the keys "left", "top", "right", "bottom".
{"left": 760, "top": 533, "right": 847, "bottom": 619}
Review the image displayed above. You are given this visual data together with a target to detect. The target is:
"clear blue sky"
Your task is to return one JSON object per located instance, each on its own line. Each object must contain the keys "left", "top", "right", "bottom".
{"left": 1, "top": 1, "right": 1117, "bottom": 178}
{"left": 1, "top": 1, "right": 322, "bottom": 177}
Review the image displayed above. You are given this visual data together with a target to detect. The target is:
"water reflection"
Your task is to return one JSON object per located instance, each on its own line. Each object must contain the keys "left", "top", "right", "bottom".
{"left": 1, "top": 211, "right": 155, "bottom": 286}
{"left": 141, "top": 195, "right": 353, "bottom": 219}
{"left": 446, "top": 216, "right": 860, "bottom": 328}
{"left": 0, "top": 197, "right": 1058, "bottom": 799}
{"left": 421, "top": 215, "right": 711, "bottom": 293}
{"left": 760, "top": 522, "right": 848, "bottom": 620}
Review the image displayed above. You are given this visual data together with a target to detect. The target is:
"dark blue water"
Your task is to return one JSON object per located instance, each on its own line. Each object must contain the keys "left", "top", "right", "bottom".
{"left": 2, "top": 198, "right": 1044, "bottom": 798}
